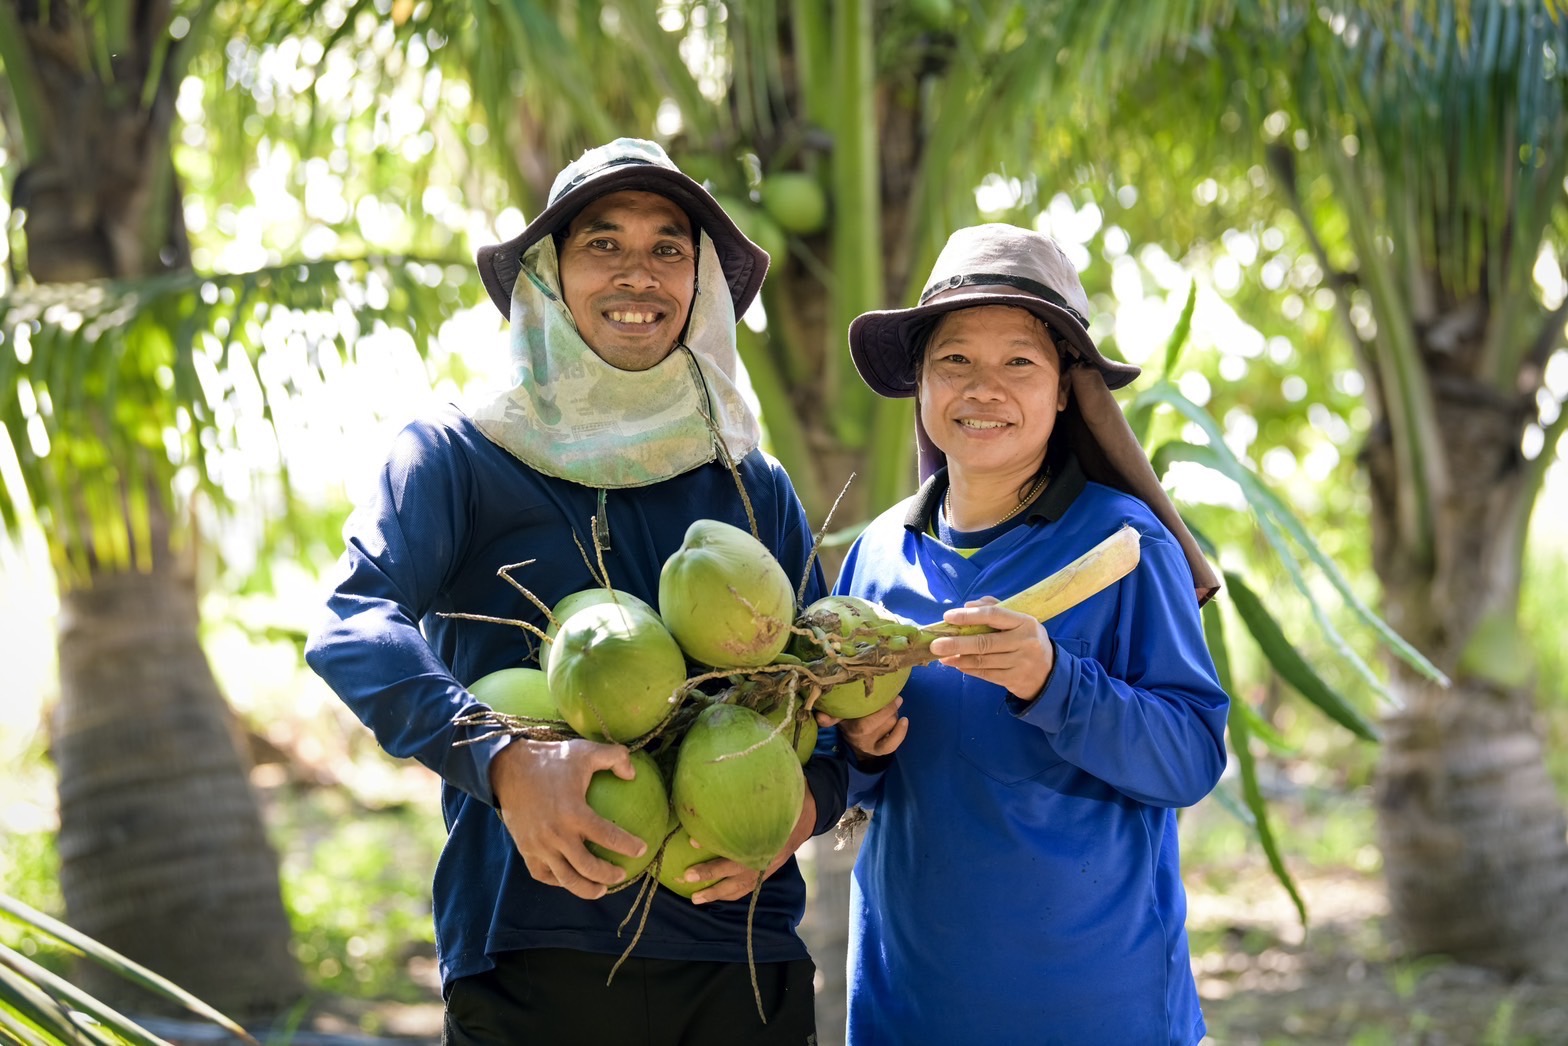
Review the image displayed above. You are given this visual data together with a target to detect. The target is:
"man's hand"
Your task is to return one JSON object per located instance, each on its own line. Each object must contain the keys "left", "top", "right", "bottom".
{"left": 488, "top": 738, "right": 648, "bottom": 900}
{"left": 927, "top": 596, "right": 1054, "bottom": 700}
{"left": 686, "top": 787, "right": 818, "bottom": 904}
{"left": 817, "top": 696, "right": 908, "bottom": 762}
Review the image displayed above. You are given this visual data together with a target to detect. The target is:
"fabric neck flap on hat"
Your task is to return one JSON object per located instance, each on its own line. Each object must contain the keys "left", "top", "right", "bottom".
{"left": 468, "top": 232, "right": 762, "bottom": 489}
{"left": 914, "top": 366, "right": 1220, "bottom": 605}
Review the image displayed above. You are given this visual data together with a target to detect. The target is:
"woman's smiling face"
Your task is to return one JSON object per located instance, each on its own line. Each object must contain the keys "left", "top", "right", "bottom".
{"left": 918, "top": 304, "right": 1070, "bottom": 478}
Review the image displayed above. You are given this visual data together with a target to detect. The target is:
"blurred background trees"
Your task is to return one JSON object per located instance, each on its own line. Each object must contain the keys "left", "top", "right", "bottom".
{"left": 2, "top": 0, "right": 1566, "bottom": 1039}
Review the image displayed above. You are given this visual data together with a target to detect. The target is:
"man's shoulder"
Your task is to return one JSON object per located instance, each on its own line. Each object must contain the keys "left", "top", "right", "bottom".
{"left": 389, "top": 404, "right": 494, "bottom": 455}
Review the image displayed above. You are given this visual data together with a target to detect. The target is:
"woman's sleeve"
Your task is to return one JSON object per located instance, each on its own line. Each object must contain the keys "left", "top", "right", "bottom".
{"left": 1011, "top": 527, "right": 1230, "bottom": 808}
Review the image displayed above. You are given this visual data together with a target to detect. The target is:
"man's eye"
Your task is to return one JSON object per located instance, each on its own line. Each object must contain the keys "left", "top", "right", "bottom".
{"left": 655, "top": 244, "right": 686, "bottom": 257}
{"left": 587, "top": 238, "right": 616, "bottom": 250}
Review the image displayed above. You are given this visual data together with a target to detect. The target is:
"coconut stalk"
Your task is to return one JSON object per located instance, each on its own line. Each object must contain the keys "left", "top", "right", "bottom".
{"left": 917, "top": 524, "right": 1142, "bottom": 637}
{"left": 456, "top": 524, "right": 1143, "bottom": 747}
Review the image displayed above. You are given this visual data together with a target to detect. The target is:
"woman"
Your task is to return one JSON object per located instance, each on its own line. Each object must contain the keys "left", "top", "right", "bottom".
{"left": 826, "top": 223, "right": 1229, "bottom": 1045}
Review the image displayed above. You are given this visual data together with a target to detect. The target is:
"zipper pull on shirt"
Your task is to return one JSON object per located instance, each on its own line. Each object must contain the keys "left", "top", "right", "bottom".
{"left": 593, "top": 488, "right": 611, "bottom": 553}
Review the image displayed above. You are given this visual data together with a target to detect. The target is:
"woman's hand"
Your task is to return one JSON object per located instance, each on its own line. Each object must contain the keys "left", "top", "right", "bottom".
{"left": 927, "top": 596, "right": 1055, "bottom": 701}
{"left": 816, "top": 696, "right": 908, "bottom": 761}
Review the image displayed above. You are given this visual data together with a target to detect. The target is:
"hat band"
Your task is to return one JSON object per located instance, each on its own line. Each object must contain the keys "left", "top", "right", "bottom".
{"left": 553, "top": 155, "right": 667, "bottom": 201}
{"left": 918, "top": 272, "right": 1087, "bottom": 327}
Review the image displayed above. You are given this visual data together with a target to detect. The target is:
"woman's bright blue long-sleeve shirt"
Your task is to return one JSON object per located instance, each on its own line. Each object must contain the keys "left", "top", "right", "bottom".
{"left": 835, "top": 469, "right": 1228, "bottom": 1046}
{"left": 304, "top": 406, "right": 842, "bottom": 992}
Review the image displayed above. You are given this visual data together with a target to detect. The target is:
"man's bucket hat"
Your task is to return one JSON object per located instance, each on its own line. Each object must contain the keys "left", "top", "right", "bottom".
{"left": 476, "top": 138, "right": 770, "bottom": 322}
{"left": 848, "top": 223, "right": 1139, "bottom": 398}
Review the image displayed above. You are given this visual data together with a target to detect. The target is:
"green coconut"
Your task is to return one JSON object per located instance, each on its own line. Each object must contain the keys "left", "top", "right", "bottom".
{"left": 759, "top": 694, "right": 818, "bottom": 765}
{"left": 759, "top": 172, "right": 828, "bottom": 235}
{"left": 789, "top": 594, "right": 915, "bottom": 718}
{"left": 656, "top": 823, "right": 724, "bottom": 899}
{"left": 541, "top": 588, "right": 654, "bottom": 673}
{"left": 468, "top": 667, "right": 559, "bottom": 720}
{"left": 659, "top": 519, "right": 796, "bottom": 668}
{"left": 585, "top": 749, "right": 669, "bottom": 879}
{"left": 672, "top": 704, "right": 804, "bottom": 870}
{"left": 548, "top": 601, "right": 689, "bottom": 742}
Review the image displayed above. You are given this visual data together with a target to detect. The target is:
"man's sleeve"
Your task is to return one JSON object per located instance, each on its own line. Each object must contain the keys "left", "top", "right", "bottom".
{"left": 304, "top": 419, "right": 510, "bottom": 806}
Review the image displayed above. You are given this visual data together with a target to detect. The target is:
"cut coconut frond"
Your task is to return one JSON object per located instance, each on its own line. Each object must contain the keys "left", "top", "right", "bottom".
{"left": 918, "top": 524, "right": 1141, "bottom": 636}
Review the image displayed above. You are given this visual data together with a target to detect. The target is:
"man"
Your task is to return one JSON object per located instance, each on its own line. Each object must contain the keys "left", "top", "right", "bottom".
{"left": 306, "top": 138, "right": 843, "bottom": 1045}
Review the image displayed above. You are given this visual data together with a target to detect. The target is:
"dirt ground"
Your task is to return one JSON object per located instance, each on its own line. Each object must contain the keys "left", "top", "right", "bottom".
{"left": 299, "top": 863, "right": 1568, "bottom": 1046}
{"left": 1188, "top": 863, "right": 1568, "bottom": 1045}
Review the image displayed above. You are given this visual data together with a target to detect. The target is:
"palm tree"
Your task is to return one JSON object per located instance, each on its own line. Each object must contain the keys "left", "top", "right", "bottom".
{"left": 0, "top": 0, "right": 472, "bottom": 1016}
{"left": 1259, "top": 1, "right": 1568, "bottom": 970}
{"left": 1058, "top": 0, "right": 1568, "bottom": 972}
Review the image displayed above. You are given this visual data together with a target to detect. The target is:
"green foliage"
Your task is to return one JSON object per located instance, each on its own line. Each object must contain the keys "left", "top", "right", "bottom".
{"left": 1520, "top": 539, "right": 1568, "bottom": 793}
{"left": 0, "top": 893, "right": 258, "bottom": 1046}
{"left": 276, "top": 792, "right": 444, "bottom": 1002}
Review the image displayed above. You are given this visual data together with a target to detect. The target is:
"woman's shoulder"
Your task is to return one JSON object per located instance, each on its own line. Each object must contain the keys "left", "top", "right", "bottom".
{"left": 1072, "top": 481, "right": 1175, "bottom": 544}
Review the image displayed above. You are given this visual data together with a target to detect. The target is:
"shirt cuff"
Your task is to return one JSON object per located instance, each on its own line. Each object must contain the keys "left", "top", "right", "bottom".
{"left": 1006, "top": 639, "right": 1074, "bottom": 733}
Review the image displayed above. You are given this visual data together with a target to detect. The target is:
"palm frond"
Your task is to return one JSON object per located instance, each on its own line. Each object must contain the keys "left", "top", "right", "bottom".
{"left": 0, "top": 255, "right": 472, "bottom": 584}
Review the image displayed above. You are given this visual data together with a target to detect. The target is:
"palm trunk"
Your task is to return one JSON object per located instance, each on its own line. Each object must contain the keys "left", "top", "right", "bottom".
{"left": 13, "top": 0, "right": 305, "bottom": 1016}
{"left": 53, "top": 503, "right": 304, "bottom": 1016}
{"left": 1367, "top": 357, "right": 1568, "bottom": 972}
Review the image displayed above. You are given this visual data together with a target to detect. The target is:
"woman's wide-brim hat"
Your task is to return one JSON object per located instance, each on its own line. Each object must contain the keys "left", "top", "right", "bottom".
{"left": 848, "top": 223, "right": 1140, "bottom": 398}
{"left": 854, "top": 222, "right": 1219, "bottom": 605}
{"left": 476, "top": 138, "right": 770, "bottom": 322}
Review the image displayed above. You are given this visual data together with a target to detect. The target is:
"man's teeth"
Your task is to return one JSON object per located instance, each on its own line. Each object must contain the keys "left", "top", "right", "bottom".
{"left": 608, "top": 311, "right": 657, "bottom": 324}
{"left": 958, "top": 419, "right": 1007, "bottom": 429}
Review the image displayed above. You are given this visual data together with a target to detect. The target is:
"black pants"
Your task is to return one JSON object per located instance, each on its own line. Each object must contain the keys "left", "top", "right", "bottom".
{"left": 442, "top": 948, "right": 818, "bottom": 1046}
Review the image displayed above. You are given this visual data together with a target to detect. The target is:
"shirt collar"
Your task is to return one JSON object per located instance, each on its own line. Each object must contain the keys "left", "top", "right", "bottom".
{"left": 903, "top": 450, "right": 1087, "bottom": 534}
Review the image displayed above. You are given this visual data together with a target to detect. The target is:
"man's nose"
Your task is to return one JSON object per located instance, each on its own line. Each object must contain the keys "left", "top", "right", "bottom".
{"left": 613, "top": 252, "right": 660, "bottom": 289}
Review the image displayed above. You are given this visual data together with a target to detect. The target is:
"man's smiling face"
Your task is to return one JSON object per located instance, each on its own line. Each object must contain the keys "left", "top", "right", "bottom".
{"left": 557, "top": 190, "right": 697, "bottom": 371}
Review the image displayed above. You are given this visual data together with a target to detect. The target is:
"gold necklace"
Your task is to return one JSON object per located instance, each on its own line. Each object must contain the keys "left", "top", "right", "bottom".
{"left": 945, "top": 473, "right": 1048, "bottom": 531}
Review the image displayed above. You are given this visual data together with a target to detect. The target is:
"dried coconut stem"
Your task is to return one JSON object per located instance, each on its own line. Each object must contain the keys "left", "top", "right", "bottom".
{"left": 698, "top": 401, "right": 760, "bottom": 541}
{"left": 437, "top": 611, "right": 551, "bottom": 644}
{"left": 495, "top": 560, "right": 558, "bottom": 625}
{"left": 796, "top": 473, "right": 854, "bottom": 610}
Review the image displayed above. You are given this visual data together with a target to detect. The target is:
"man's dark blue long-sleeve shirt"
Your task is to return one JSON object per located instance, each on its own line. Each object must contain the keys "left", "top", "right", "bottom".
{"left": 304, "top": 406, "right": 842, "bottom": 992}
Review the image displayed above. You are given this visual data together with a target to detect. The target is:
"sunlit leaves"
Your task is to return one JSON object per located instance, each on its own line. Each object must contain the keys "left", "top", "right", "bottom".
{"left": 0, "top": 257, "right": 470, "bottom": 585}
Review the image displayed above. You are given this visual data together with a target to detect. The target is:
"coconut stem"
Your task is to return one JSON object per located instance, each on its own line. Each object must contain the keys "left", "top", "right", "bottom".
{"left": 495, "top": 560, "right": 559, "bottom": 627}
{"left": 746, "top": 876, "right": 767, "bottom": 1024}
{"left": 916, "top": 524, "right": 1141, "bottom": 636}
{"left": 699, "top": 400, "right": 761, "bottom": 542}
{"left": 436, "top": 611, "right": 551, "bottom": 644}
{"left": 796, "top": 473, "right": 855, "bottom": 610}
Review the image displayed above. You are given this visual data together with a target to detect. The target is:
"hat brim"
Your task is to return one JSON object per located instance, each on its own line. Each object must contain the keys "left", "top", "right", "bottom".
{"left": 476, "top": 166, "right": 769, "bottom": 322}
{"left": 848, "top": 288, "right": 1140, "bottom": 398}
